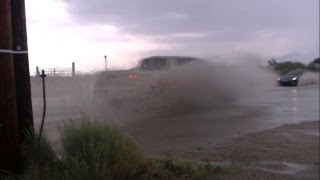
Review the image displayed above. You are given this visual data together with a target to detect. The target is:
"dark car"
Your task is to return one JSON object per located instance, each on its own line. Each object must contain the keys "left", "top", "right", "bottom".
{"left": 277, "top": 69, "right": 305, "bottom": 86}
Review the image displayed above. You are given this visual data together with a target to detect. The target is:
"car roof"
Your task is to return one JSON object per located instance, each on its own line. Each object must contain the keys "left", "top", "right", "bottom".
{"left": 138, "top": 56, "right": 202, "bottom": 64}
{"left": 140, "top": 56, "right": 201, "bottom": 60}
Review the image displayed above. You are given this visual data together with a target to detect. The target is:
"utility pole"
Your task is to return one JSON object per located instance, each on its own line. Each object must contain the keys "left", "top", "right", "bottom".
{"left": 11, "top": 0, "right": 34, "bottom": 139}
{"left": 0, "top": 0, "right": 21, "bottom": 173}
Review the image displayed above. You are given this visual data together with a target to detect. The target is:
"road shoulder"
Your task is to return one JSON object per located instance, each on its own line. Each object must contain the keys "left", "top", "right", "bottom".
{"left": 168, "top": 120, "right": 319, "bottom": 180}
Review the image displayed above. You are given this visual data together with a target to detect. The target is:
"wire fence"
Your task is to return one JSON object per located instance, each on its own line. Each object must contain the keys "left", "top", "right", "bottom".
{"left": 35, "top": 62, "right": 75, "bottom": 77}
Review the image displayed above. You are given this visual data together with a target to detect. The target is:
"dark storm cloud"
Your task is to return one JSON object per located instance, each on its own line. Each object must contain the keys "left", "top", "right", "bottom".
{"left": 63, "top": 0, "right": 317, "bottom": 34}
{"left": 62, "top": 0, "right": 319, "bottom": 57}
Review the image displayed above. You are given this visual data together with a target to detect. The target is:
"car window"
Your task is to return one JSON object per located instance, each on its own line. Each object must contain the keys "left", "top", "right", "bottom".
{"left": 176, "top": 57, "right": 196, "bottom": 65}
{"left": 141, "top": 57, "right": 169, "bottom": 70}
{"left": 286, "top": 70, "right": 304, "bottom": 76}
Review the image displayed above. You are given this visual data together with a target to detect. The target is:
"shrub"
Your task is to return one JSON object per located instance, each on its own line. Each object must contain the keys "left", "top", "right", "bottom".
{"left": 0, "top": 132, "right": 58, "bottom": 180}
{"left": 59, "top": 120, "right": 143, "bottom": 180}
{"left": 1, "top": 119, "right": 229, "bottom": 180}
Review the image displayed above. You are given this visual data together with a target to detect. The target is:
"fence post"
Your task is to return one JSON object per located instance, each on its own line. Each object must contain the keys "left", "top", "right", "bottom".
{"left": 72, "top": 62, "right": 75, "bottom": 77}
{"left": 36, "top": 66, "right": 40, "bottom": 77}
{"left": 104, "top": 55, "right": 107, "bottom": 71}
{"left": 53, "top": 68, "right": 56, "bottom": 76}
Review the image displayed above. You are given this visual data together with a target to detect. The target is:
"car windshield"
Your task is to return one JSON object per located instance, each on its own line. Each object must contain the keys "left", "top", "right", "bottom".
{"left": 176, "top": 57, "right": 198, "bottom": 65}
{"left": 286, "top": 70, "right": 304, "bottom": 76}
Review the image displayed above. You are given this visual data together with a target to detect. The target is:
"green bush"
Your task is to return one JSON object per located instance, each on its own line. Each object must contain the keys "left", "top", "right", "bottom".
{"left": 59, "top": 120, "right": 143, "bottom": 180}
{"left": 0, "top": 132, "right": 58, "bottom": 180}
{"left": 1, "top": 119, "right": 229, "bottom": 180}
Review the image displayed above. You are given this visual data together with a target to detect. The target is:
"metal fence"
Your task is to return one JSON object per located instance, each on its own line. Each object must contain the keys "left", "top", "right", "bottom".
{"left": 36, "top": 62, "right": 75, "bottom": 77}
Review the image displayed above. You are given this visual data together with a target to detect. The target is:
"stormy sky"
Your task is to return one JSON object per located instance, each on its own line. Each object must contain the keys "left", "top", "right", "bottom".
{"left": 26, "top": 0, "right": 319, "bottom": 72}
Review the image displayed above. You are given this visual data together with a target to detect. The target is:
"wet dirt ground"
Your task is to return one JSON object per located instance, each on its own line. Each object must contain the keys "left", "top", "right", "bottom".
{"left": 173, "top": 120, "right": 319, "bottom": 180}
{"left": 121, "top": 85, "right": 319, "bottom": 155}
{"left": 32, "top": 83, "right": 319, "bottom": 179}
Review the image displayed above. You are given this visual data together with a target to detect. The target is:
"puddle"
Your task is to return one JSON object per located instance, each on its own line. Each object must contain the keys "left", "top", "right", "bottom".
{"left": 294, "top": 129, "right": 319, "bottom": 136}
{"left": 257, "top": 161, "right": 308, "bottom": 175}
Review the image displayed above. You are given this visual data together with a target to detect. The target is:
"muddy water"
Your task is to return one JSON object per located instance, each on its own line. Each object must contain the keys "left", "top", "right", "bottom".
{"left": 123, "top": 85, "right": 319, "bottom": 154}
{"left": 254, "top": 85, "right": 319, "bottom": 125}
{"left": 32, "top": 74, "right": 319, "bottom": 154}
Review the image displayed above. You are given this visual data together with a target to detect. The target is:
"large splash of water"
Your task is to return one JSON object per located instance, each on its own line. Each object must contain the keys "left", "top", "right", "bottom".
{"left": 92, "top": 60, "right": 276, "bottom": 122}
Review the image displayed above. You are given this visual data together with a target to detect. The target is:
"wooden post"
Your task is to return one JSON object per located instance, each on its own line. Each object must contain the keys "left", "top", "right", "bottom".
{"left": 104, "top": 55, "right": 107, "bottom": 71}
{"left": 0, "top": 0, "right": 21, "bottom": 172}
{"left": 36, "top": 66, "right": 40, "bottom": 77}
{"left": 11, "top": 0, "right": 34, "bottom": 140}
{"left": 72, "top": 62, "right": 75, "bottom": 77}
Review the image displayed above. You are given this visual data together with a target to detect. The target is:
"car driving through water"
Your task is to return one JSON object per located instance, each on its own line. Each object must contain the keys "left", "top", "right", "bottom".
{"left": 94, "top": 56, "right": 204, "bottom": 99}
{"left": 277, "top": 69, "right": 305, "bottom": 86}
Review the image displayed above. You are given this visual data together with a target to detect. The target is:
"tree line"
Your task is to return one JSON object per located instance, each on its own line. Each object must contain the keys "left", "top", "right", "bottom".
{"left": 268, "top": 57, "right": 320, "bottom": 75}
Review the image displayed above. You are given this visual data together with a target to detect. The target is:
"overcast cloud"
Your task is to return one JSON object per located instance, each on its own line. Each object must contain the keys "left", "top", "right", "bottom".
{"left": 61, "top": 0, "right": 319, "bottom": 62}
{"left": 64, "top": 0, "right": 316, "bottom": 33}
{"left": 25, "top": 0, "right": 319, "bottom": 71}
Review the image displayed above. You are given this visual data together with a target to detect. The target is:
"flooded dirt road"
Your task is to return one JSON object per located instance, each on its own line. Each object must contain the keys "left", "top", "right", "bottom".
{"left": 31, "top": 78, "right": 319, "bottom": 179}
{"left": 122, "top": 85, "right": 319, "bottom": 154}
{"left": 32, "top": 83, "right": 319, "bottom": 155}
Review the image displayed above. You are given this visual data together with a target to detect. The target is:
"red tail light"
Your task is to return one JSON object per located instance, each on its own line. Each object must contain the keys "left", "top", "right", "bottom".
{"left": 128, "top": 73, "right": 138, "bottom": 80}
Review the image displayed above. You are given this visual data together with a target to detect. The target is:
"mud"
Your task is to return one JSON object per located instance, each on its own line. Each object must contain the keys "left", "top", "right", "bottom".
{"left": 173, "top": 121, "right": 320, "bottom": 180}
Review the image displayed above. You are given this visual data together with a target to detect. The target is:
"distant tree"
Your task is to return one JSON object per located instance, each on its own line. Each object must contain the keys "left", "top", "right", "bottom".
{"left": 268, "top": 58, "right": 319, "bottom": 74}
{"left": 267, "top": 58, "right": 278, "bottom": 66}
{"left": 272, "top": 59, "right": 277, "bottom": 65}
{"left": 312, "top": 57, "right": 320, "bottom": 64}
{"left": 307, "top": 57, "right": 320, "bottom": 72}
{"left": 273, "top": 61, "right": 306, "bottom": 75}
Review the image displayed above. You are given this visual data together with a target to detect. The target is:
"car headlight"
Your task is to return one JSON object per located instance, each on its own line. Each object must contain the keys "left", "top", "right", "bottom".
{"left": 277, "top": 77, "right": 281, "bottom": 81}
{"left": 292, "top": 77, "right": 297, "bottom": 80}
